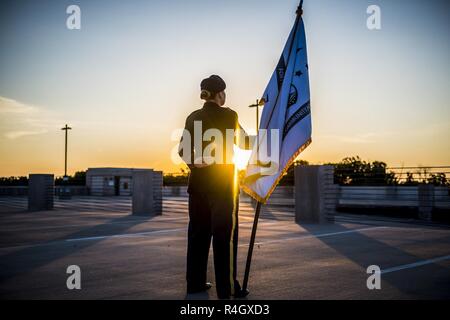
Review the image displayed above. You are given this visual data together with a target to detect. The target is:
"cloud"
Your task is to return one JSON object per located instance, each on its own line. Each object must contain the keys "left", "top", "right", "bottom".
{"left": 0, "top": 95, "right": 137, "bottom": 141}
{"left": 0, "top": 97, "right": 38, "bottom": 114}
{"left": 4, "top": 130, "right": 49, "bottom": 139}
{"left": 0, "top": 96, "right": 62, "bottom": 140}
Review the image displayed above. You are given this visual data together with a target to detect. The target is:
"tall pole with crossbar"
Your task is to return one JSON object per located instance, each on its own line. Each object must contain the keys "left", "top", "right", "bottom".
{"left": 61, "top": 124, "right": 72, "bottom": 179}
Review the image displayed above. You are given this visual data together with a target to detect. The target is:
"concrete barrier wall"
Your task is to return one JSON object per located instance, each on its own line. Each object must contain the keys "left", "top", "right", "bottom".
{"left": 28, "top": 174, "right": 54, "bottom": 211}
{"left": 294, "top": 165, "right": 336, "bottom": 224}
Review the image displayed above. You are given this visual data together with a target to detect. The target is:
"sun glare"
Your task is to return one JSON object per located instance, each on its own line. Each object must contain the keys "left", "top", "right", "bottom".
{"left": 233, "top": 146, "right": 252, "bottom": 171}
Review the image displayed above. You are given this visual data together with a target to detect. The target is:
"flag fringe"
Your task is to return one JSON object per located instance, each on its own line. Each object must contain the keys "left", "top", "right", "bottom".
{"left": 242, "top": 137, "right": 312, "bottom": 204}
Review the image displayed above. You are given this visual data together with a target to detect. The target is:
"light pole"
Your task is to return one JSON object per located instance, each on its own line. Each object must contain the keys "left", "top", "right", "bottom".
{"left": 248, "top": 99, "right": 265, "bottom": 131}
{"left": 61, "top": 124, "right": 72, "bottom": 180}
{"left": 248, "top": 98, "right": 265, "bottom": 163}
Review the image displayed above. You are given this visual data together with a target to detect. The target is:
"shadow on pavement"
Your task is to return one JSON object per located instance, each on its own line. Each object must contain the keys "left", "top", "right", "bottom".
{"left": 300, "top": 222, "right": 450, "bottom": 298}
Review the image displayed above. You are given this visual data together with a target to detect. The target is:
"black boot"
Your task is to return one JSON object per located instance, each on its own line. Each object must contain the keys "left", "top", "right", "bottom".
{"left": 232, "top": 280, "right": 249, "bottom": 299}
{"left": 187, "top": 282, "right": 212, "bottom": 294}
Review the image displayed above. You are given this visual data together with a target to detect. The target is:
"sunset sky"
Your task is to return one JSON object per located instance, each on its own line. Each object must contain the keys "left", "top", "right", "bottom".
{"left": 0, "top": 0, "right": 449, "bottom": 177}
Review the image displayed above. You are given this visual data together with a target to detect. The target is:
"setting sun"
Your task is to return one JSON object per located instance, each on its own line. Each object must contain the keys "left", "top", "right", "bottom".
{"left": 233, "top": 146, "right": 252, "bottom": 171}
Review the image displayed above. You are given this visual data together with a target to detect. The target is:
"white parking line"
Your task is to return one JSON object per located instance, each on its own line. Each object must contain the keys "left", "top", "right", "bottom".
{"left": 3, "top": 217, "right": 188, "bottom": 232}
{"left": 239, "top": 227, "right": 390, "bottom": 247}
{"left": 381, "top": 255, "right": 450, "bottom": 274}
{"left": 66, "top": 225, "right": 388, "bottom": 245}
{"left": 65, "top": 228, "right": 186, "bottom": 242}
{"left": 240, "top": 226, "right": 390, "bottom": 247}
{"left": 0, "top": 225, "right": 389, "bottom": 251}
{"left": 62, "top": 220, "right": 294, "bottom": 243}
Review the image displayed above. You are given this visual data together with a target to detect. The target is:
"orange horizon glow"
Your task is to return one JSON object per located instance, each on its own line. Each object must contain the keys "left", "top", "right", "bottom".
{"left": 1, "top": 1, "right": 449, "bottom": 177}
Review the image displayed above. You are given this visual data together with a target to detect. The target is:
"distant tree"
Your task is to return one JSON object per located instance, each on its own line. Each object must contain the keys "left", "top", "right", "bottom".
{"left": 427, "top": 173, "right": 448, "bottom": 186}
{"left": 0, "top": 176, "right": 28, "bottom": 186}
{"left": 279, "top": 160, "right": 309, "bottom": 186}
{"left": 400, "top": 169, "right": 448, "bottom": 186}
{"left": 163, "top": 169, "right": 189, "bottom": 186}
{"left": 329, "top": 156, "right": 396, "bottom": 186}
{"left": 403, "top": 172, "right": 418, "bottom": 186}
{"left": 416, "top": 167, "right": 430, "bottom": 184}
{"left": 55, "top": 171, "right": 86, "bottom": 185}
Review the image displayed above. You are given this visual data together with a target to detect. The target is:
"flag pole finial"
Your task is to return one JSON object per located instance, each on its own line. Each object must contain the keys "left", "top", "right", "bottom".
{"left": 296, "top": 0, "right": 304, "bottom": 16}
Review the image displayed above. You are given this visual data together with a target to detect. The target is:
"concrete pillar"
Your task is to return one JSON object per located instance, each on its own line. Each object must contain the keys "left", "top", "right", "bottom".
{"left": 28, "top": 174, "right": 54, "bottom": 211}
{"left": 132, "top": 170, "right": 163, "bottom": 216}
{"left": 294, "top": 165, "right": 337, "bottom": 224}
{"left": 152, "top": 171, "right": 163, "bottom": 216}
{"left": 418, "top": 184, "right": 434, "bottom": 221}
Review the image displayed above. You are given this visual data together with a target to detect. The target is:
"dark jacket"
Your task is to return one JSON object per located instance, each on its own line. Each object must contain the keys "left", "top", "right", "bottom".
{"left": 179, "top": 102, "right": 251, "bottom": 194}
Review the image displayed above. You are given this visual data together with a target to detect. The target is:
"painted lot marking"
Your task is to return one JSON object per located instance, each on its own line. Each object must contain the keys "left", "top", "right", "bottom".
{"left": 244, "top": 226, "right": 390, "bottom": 247}
{"left": 65, "top": 228, "right": 186, "bottom": 242}
{"left": 381, "top": 255, "right": 450, "bottom": 274}
{"left": 0, "top": 225, "right": 387, "bottom": 251}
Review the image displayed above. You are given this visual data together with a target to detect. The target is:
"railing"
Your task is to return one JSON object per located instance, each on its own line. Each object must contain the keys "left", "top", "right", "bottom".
{"left": 333, "top": 166, "right": 449, "bottom": 185}
{"left": 325, "top": 165, "right": 449, "bottom": 221}
{"left": 334, "top": 166, "right": 449, "bottom": 208}
{"left": 0, "top": 186, "right": 89, "bottom": 196}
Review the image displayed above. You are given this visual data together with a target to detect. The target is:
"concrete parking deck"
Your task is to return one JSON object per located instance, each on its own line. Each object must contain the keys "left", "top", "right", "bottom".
{"left": 0, "top": 196, "right": 449, "bottom": 299}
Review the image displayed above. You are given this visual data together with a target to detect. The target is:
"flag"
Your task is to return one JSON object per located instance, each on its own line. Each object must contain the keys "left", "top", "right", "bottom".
{"left": 243, "top": 11, "right": 312, "bottom": 204}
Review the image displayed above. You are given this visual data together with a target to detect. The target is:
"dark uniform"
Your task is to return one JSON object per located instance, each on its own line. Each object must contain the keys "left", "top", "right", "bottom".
{"left": 179, "top": 76, "right": 250, "bottom": 299}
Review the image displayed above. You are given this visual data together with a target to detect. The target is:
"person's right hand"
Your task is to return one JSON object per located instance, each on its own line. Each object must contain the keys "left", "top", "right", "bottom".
{"left": 194, "top": 163, "right": 211, "bottom": 169}
{"left": 193, "top": 156, "right": 215, "bottom": 169}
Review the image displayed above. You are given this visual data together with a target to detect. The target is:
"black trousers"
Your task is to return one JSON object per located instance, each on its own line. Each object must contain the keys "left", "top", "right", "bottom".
{"left": 186, "top": 191, "right": 239, "bottom": 298}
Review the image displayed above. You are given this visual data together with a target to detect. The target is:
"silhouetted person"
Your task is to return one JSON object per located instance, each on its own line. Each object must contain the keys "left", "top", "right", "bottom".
{"left": 179, "top": 75, "right": 251, "bottom": 299}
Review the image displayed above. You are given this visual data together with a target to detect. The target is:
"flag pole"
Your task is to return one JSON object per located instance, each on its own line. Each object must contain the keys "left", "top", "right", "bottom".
{"left": 242, "top": 200, "right": 262, "bottom": 293}
{"left": 242, "top": 100, "right": 264, "bottom": 293}
{"left": 241, "top": 0, "right": 304, "bottom": 296}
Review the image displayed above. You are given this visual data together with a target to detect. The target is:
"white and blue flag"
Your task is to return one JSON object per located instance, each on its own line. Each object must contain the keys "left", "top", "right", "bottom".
{"left": 243, "top": 11, "right": 312, "bottom": 204}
